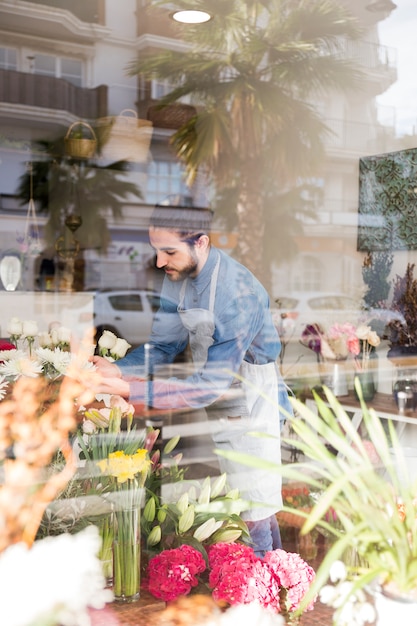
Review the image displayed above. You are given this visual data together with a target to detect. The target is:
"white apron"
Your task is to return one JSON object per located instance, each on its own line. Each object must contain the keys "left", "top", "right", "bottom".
{"left": 178, "top": 257, "right": 282, "bottom": 521}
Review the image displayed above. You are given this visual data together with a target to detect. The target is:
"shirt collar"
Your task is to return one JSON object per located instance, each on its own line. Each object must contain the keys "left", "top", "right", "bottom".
{"left": 191, "top": 247, "right": 219, "bottom": 294}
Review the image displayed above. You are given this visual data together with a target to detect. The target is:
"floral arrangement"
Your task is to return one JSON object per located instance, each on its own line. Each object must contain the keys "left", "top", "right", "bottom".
{"left": 97, "top": 448, "right": 151, "bottom": 600}
{"left": 354, "top": 324, "right": 381, "bottom": 372}
{"left": 145, "top": 541, "right": 316, "bottom": 619}
{"left": 0, "top": 319, "right": 132, "bottom": 395}
{"left": 97, "top": 329, "right": 131, "bottom": 361}
{"left": 0, "top": 317, "right": 95, "bottom": 392}
{"left": 282, "top": 483, "right": 313, "bottom": 510}
{"left": 301, "top": 322, "right": 360, "bottom": 361}
{"left": 0, "top": 350, "right": 112, "bottom": 625}
{"left": 142, "top": 471, "right": 250, "bottom": 554}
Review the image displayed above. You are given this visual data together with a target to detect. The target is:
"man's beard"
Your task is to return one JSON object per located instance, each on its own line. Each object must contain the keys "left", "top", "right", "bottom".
{"left": 165, "top": 251, "right": 198, "bottom": 281}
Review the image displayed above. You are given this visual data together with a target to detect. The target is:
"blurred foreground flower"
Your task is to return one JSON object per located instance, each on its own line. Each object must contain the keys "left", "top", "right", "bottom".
{"left": 0, "top": 526, "right": 112, "bottom": 626}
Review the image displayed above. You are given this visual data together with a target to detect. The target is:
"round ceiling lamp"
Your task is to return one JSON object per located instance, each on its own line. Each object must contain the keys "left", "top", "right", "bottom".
{"left": 171, "top": 10, "right": 212, "bottom": 23}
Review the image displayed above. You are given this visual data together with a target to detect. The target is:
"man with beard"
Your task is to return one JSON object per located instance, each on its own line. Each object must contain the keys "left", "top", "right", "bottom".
{"left": 91, "top": 205, "right": 292, "bottom": 556}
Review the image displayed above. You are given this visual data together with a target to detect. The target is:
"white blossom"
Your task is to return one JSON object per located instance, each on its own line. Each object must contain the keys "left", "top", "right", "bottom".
{"left": 38, "top": 331, "right": 53, "bottom": 348}
{"left": 82, "top": 419, "right": 98, "bottom": 435}
{"left": 57, "top": 325, "right": 72, "bottom": 345}
{"left": 0, "top": 526, "right": 113, "bottom": 626}
{"left": 98, "top": 330, "right": 117, "bottom": 351}
{"left": 22, "top": 320, "right": 38, "bottom": 338}
{"left": 0, "top": 352, "right": 43, "bottom": 380}
{"left": 110, "top": 337, "right": 131, "bottom": 359}
{"left": 0, "top": 376, "right": 9, "bottom": 400}
{"left": 7, "top": 317, "right": 22, "bottom": 337}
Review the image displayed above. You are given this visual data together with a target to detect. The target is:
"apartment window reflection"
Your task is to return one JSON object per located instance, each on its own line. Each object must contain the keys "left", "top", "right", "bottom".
{"left": 293, "top": 255, "right": 322, "bottom": 291}
{"left": 146, "top": 160, "right": 189, "bottom": 205}
{"left": 0, "top": 47, "right": 17, "bottom": 70}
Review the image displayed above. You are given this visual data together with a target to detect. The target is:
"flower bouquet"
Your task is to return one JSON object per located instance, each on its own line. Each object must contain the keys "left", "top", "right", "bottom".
{"left": 301, "top": 322, "right": 360, "bottom": 362}
{"left": 145, "top": 541, "right": 316, "bottom": 622}
{"left": 98, "top": 449, "right": 151, "bottom": 601}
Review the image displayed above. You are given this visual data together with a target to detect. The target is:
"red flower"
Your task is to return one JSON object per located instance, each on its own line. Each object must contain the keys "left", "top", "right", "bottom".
{"left": 146, "top": 545, "right": 206, "bottom": 602}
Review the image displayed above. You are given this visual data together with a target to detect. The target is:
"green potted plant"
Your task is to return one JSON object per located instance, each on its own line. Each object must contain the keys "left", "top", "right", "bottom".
{"left": 386, "top": 262, "right": 417, "bottom": 363}
{"left": 217, "top": 384, "right": 417, "bottom": 624}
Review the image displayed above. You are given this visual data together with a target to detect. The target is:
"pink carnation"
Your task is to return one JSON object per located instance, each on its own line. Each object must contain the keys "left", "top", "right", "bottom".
{"left": 264, "top": 549, "right": 316, "bottom": 611}
{"left": 147, "top": 545, "right": 206, "bottom": 602}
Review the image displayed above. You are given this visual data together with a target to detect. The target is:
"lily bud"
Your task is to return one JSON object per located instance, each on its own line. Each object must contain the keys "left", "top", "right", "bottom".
{"left": 164, "top": 435, "right": 180, "bottom": 455}
{"left": 178, "top": 505, "right": 195, "bottom": 533}
{"left": 198, "top": 478, "right": 211, "bottom": 505}
{"left": 147, "top": 525, "right": 162, "bottom": 546}
{"left": 211, "top": 473, "right": 227, "bottom": 499}
{"left": 176, "top": 492, "right": 189, "bottom": 514}
{"left": 143, "top": 497, "right": 156, "bottom": 522}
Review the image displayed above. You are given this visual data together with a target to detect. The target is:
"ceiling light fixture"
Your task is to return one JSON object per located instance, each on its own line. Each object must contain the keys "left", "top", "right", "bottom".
{"left": 171, "top": 10, "right": 212, "bottom": 24}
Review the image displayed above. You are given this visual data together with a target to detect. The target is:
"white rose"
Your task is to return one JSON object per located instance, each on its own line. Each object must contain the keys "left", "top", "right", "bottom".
{"left": 38, "top": 332, "right": 52, "bottom": 348}
{"left": 356, "top": 325, "right": 371, "bottom": 341}
{"left": 7, "top": 317, "right": 22, "bottom": 336}
{"left": 57, "top": 326, "right": 72, "bottom": 344}
{"left": 367, "top": 331, "right": 381, "bottom": 348}
{"left": 111, "top": 337, "right": 131, "bottom": 359}
{"left": 98, "top": 330, "right": 118, "bottom": 350}
{"left": 22, "top": 320, "right": 38, "bottom": 337}
{"left": 50, "top": 328, "right": 60, "bottom": 346}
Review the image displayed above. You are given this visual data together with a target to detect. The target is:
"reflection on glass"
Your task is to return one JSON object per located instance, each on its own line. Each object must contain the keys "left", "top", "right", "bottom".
{"left": 0, "top": 255, "right": 22, "bottom": 291}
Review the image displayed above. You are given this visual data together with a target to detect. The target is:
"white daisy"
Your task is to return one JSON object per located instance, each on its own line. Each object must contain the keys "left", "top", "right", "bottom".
{"left": 0, "top": 376, "right": 9, "bottom": 400}
{"left": 0, "top": 353, "right": 43, "bottom": 380}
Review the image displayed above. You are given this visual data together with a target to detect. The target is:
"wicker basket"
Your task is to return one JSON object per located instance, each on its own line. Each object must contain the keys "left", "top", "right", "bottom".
{"left": 65, "top": 121, "right": 97, "bottom": 159}
{"left": 147, "top": 103, "right": 197, "bottom": 129}
{"left": 277, "top": 508, "right": 311, "bottom": 529}
{"left": 97, "top": 109, "right": 153, "bottom": 163}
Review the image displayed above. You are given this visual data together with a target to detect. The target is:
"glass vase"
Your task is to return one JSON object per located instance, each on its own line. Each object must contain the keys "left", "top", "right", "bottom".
{"left": 393, "top": 368, "right": 417, "bottom": 413}
{"left": 113, "top": 501, "right": 141, "bottom": 602}
{"left": 354, "top": 370, "right": 376, "bottom": 402}
{"left": 97, "top": 513, "right": 114, "bottom": 587}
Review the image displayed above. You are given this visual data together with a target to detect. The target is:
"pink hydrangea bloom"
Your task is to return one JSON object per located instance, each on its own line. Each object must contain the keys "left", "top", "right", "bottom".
{"left": 211, "top": 558, "right": 281, "bottom": 612}
{"left": 207, "top": 542, "right": 259, "bottom": 588}
{"left": 264, "top": 549, "right": 316, "bottom": 611}
{"left": 146, "top": 545, "right": 206, "bottom": 602}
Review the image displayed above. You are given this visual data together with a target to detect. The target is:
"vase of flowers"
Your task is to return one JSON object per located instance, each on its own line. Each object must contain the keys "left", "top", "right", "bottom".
{"left": 301, "top": 322, "right": 360, "bottom": 396}
{"left": 353, "top": 324, "right": 381, "bottom": 401}
{"left": 98, "top": 449, "right": 150, "bottom": 602}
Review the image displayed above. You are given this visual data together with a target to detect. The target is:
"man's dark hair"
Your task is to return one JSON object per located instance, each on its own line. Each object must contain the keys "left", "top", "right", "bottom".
{"left": 149, "top": 206, "right": 213, "bottom": 239}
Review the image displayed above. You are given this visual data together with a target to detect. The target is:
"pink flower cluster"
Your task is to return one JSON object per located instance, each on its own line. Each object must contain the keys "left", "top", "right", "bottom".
{"left": 146, "top": 542, "right": 316, "bottom": 614}
{"left": 146, "top": 544, "right": 206, "bottom": 601}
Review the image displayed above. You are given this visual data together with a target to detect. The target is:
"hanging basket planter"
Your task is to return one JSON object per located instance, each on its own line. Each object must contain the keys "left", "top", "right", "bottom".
{"left": 146, "top": 103, "right": 197, "bottom": 130}
{"left": 65, "top": 121, "right": 97, "bottom": 159}
{"left": 97, "top": 109, "right": 153, "bottom": 163}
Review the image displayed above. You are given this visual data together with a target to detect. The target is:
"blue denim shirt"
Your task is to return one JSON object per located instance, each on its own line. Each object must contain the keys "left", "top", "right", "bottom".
{"left": 118, "top": 246, "right": 291, "bottom": 416}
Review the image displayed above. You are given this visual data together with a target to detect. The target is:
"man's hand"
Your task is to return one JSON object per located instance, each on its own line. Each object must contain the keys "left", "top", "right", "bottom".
{"left": 90, "top": 355, "right": 122, "bottom": 378}
{"left": 94, "top": 376, "right": 131, "bottom": 397}
{"left": 89, "top": 356, "right": 131, "bottom": 396}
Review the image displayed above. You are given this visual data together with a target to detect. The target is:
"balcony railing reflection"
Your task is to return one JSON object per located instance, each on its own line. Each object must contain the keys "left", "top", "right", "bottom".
{"left": 0, "top": 69, "right": 108, "bottom": 119}
{"left": 324, "top": 117, "right": 394, "bottom": 153}
{"left": 24, "top": 0, "right": 101, "bottom": 24}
